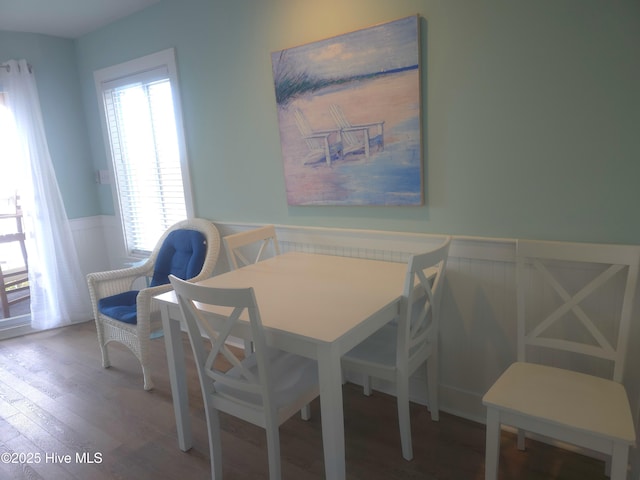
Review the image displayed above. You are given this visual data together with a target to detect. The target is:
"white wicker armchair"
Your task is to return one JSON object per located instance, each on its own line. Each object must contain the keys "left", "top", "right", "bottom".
{"left": 86, "top": 218, "right": 220, "bottom": 390}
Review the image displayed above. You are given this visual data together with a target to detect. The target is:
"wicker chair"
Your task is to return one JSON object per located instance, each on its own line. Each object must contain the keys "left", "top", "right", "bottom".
{"left": 87, "top": 218, "right": 220, "bottom": 390}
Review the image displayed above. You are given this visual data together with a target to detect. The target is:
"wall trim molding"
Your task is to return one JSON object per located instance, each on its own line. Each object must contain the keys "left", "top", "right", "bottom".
{"left": 220, "top": 221, "right": 516, "bottom": 263}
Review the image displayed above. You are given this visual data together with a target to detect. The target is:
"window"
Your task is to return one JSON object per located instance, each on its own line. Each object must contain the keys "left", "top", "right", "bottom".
{"left": 0, "top": 93, "right": 23, "bottom": 269}
{"left": 0, "top": 91, "right": 22, "bottom": 198}
{"left": 0, "top": 91, "right": 25, "bottom": 236}
{"left": 94, "top": 49, "right": 193, "bottom": 256}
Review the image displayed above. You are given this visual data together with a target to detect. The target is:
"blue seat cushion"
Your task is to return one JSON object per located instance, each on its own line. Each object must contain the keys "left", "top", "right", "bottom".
{"left": 98, "top": 229, "right": 207, "bottom": 325}
{"left": 98, "top": 290, "right": 139, "bottom": 324}
{"left": 149, "top": 229, "right": 207, "bottom": 287}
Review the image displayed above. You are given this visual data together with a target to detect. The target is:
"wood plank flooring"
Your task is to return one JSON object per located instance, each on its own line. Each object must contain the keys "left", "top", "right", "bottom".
{"left": 0, "top": 321, "right": 610, "bottom": 479}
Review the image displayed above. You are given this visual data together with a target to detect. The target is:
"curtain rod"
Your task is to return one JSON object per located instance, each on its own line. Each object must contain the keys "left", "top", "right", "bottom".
{"left": 0, "top": 63, "right": 33, "bottom": 73}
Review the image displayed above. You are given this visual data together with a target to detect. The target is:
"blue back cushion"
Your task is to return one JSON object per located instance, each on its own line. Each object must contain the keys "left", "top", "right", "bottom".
{"left": 149, "top": 229, "right": 207, "bottom": 287}
{"left": 97, "top": 229, "right": 207, "bottom": 324}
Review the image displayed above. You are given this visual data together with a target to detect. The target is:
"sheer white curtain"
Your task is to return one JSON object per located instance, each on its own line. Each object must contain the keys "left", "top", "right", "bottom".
{"left": 0, "top": 59, "right": 91, "bottom": 329}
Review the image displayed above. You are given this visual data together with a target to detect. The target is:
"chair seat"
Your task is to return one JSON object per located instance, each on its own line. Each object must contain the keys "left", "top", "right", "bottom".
{"left": 98, "top": 290, "right": 139, "bottom": 324}
{"left": 215, "top": 348, "right": 319, "bottom": 410}
{"left": 483, "top": 362, "right": 635, "bottom": 443}
{"left": 343, "top": 322, "right": 398, "bottom": 369}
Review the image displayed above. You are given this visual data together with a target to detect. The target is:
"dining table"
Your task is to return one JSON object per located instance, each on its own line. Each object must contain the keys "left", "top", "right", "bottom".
{"left": 156, "top": 251, "right": 407, "bottom": 480}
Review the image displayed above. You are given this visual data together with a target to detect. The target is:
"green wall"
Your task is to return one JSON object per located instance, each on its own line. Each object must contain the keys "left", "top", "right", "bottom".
{"left": 8, "top": 0, "right": 640, "bottom": 243}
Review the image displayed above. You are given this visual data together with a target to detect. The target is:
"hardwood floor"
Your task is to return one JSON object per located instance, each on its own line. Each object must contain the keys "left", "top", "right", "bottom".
{"left": 0, "top": 321, "right": 609, "bottom": 480}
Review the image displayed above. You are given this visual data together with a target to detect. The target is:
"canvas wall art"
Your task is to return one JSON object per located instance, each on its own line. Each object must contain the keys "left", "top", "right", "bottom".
{"left": 271, "top": 15, "right": 422, "bottom": 206}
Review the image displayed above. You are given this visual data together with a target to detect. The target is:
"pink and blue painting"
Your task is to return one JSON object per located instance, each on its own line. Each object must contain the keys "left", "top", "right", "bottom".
{"left": 272, "top": 15, "right": 422, "bottom": 206}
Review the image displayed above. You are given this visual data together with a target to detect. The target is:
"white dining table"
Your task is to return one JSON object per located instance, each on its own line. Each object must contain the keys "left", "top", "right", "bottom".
{"left": 156, "top": 251, "right": 407, "bottom": 480}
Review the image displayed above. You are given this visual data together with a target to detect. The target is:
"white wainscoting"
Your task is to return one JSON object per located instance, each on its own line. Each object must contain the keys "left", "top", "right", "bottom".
{"left": 69, "top": 215, "right": 112, "bottom": 278}
{"left": 71, "top": 217, "right": 640, "bottom": 473}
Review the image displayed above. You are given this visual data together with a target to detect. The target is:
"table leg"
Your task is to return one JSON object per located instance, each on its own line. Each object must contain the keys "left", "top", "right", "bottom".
{"left": 317, "top": 343, "right": 346, "bottom": 480}
{"left": 161, "top": 304, "right": 192, "bottom": 451}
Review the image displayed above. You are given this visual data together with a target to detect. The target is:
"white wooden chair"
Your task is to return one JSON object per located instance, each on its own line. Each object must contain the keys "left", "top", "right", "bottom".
{"left": 329, "top": 104, "right": 384, "bottom": 160}
{"left": 169, "top": 275, "right": 320, "bottom": 480}
{"left": 293, "top": 108, "right": 339, "bottom": 166}
{"left": 87, "top": 218, "right": 220, "bottom": 390}
{"left": 223, "top": 225, "right": 281, "bottom": 271}
{"left": 223, "top": 225, "right": 281, "bottom": 355}
{"left": 0, "top": 198, "right": 29, "bottom": 318}
{"left": 341, "top": 236, "right": 451, "bottom": 460}
{"left": 483, "top": 240, "right": 639, "bottom": 480}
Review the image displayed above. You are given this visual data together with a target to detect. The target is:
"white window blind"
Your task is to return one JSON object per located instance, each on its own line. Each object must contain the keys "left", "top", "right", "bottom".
{"left": 101, "top": 65, "right": 187, "bottom": 255}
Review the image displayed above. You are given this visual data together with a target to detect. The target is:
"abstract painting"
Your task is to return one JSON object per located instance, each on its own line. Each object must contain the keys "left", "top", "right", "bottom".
{"left": 271, "top": 15, "right": 422, "bottom": 206}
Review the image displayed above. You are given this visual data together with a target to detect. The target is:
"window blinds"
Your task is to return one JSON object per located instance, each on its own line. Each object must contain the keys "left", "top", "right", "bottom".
{"left": 102, "top": 72, "right": 187, "bottom": 255}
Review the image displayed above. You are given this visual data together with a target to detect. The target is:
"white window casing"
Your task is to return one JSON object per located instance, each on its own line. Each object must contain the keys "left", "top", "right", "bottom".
{"left": 94, "top": 48, "right": 193, "bottom": 258}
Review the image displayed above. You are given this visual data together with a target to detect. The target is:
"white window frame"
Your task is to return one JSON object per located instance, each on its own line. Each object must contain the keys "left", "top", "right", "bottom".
{"left": 94, "top": 48, "right": 193, "bottom": 261}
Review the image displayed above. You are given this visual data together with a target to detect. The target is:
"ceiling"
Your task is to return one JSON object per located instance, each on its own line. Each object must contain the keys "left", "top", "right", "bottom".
{"left": 0, "top": 0, "right": 161, "bottom": 39}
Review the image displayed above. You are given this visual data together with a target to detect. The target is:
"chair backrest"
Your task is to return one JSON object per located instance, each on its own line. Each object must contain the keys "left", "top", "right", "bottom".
{"left": 516, "top": 239, "right": 640, "bottom": 382}
{"left": 147, "top": 218, "right": 220, "bottom": 286}
{"left": 329, "top": 104, "right": 360, "bottom": 146}
{"left": 398, "top": 236, "right": 451, "bottom": 369}
{"left": 169, "top": 275, "right": 276, "bottom": 416}
{"left": 293, "top": 108, "right": 326, "bottom": 152}
{"left": 0, "top": 194, "right": 28, "bottom": 264}
{"left": 293, "top": 108, "right": 313, "bottom": 136}
{"left": 0, "top": 197, "right": 30, "bottom": 317}
{"left": 150, "top": 229, "right": 207, "bottom": 287}
{"left": 223, "top": 225, "right": 280, "bottom": 270}
{"left": 328, "top": 104, "right": 350, "bottom": 129}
